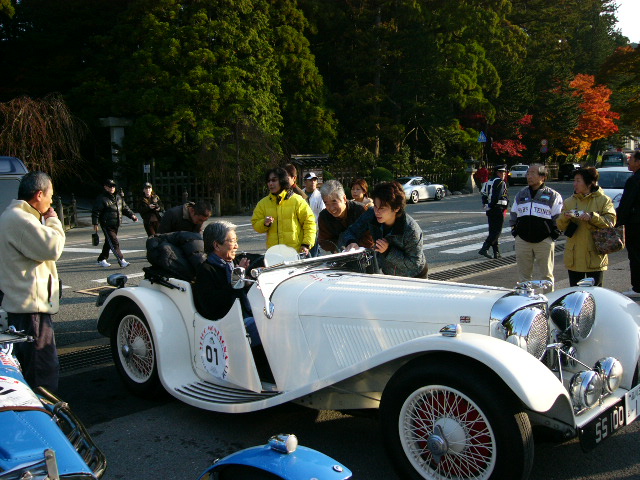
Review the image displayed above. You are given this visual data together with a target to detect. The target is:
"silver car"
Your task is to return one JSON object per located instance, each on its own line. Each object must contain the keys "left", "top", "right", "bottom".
{"left": 397, "top": 176, "right": 445, "bottom": 204}
{"left": 599, "top": 166, "right": 632, "bottom": 208}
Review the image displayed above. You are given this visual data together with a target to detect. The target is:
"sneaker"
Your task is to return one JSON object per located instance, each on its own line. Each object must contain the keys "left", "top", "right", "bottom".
{"left": 97, "top": 260, "right": 111, "bottom": 268}
{"left": 120, "top": 260, "right": 130, "bottom": 268}
{"left": 478, "top": 249, "right": 492, "bottom": 259}
{"left": 622, "top": 289, "right": 640, "bottom": 298}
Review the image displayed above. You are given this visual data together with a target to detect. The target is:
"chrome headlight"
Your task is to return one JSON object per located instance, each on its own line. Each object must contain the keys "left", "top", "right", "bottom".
{"left": 570, "top": 370, "right": 603, "bottom": 410}
{"left": 502, "top": 307, "right": 549, "bottom": 360}
{"left": 549, "top": 291, "right": 596, "bottom": 342}
{"left": 595, "top": 357, "right": 623, "bottom": 393}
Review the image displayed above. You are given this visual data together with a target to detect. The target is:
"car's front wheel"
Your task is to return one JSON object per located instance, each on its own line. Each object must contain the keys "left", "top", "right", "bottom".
{"left": 111, "top": 304, "right": 162, "bottom": 397}
{"left": 380, "top": 364, "right": 533, "bottom": 480}
{"left": 410, "top": 190, "right": 420, "bottom": 204}
{"left": 434, "top": 189, "right": 443, "bottom": 201}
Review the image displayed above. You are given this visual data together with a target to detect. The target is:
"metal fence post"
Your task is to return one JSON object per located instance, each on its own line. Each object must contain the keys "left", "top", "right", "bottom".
{"left": 55, "top": 196, "right": 65, "bottom": 229}
{"left": 71, "top": 194, "right": 77, "bottom": 228}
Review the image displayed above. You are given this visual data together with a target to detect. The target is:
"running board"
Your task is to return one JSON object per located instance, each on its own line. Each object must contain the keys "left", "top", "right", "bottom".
{"left": 175, "top": 381, "right": 281, "bottom": 404}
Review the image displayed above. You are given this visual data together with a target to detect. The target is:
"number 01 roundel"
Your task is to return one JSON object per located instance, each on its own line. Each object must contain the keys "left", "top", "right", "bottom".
{"left": 199, "top": 326, "right": 229, "bottom": 379}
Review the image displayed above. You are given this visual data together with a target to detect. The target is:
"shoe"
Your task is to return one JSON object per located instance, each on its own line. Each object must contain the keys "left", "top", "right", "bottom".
{"left": 120, "top": 260, "right": 130, "bottom": 268}
{"left": 97, "top": 260, "right": 111, "bottom": 268}
{"left": 493, "top": 252, "right": 502, "bottom": 259}
{"left": 622, "top": 289, "right": 640, "bottom": 298}
{"left": 478, "top": 249, "right": 492, "bottom": 259}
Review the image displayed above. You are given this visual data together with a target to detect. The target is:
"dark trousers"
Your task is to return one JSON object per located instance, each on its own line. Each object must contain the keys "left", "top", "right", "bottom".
{"left": 625, "top": 223, "right": 640, "bottom": 292}
{"left": 482, "top": 208, "right": 505, "bottom": 253}
{"left": 143, "top": 219, "right": 160, "bottom": 237}
{"left": 8, "top": 312, "right": 59, "bottom": 391}
{"left": 98, "top": 224, "right": 124, "bottom": 264}
{"left": 568, "top": 270, "right": 604, "bottom": 287}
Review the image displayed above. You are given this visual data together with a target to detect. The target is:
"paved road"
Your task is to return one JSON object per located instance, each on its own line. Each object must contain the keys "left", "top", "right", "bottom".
{"left": 50, "top": 181, "right": 640, "bottom": 479}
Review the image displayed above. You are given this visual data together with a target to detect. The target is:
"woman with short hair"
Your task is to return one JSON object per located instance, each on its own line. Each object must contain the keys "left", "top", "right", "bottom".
{"left": 342, "top": 181, "right": 427, "bottom": 277}
{"left": 251, "top": 167, "right": 316, "bottom": 255}
{"left": 557, "top": 167, "right": 616, "bottom": 286}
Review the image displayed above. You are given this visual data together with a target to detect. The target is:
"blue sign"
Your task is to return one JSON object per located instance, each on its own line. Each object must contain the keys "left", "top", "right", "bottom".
{"left": 478, "top": 131, "right": 487, "bottom": 143}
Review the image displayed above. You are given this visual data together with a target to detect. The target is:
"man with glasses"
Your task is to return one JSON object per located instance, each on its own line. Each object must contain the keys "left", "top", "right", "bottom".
{"left": 92, "top": 179, "right": 138, "bottom": 268}
{"left": 510, "top": 164, "right": 563, "bottom": 291}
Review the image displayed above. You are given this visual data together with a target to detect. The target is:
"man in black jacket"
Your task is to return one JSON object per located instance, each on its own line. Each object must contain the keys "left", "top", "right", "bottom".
{"left": 479, "top": 165, "right": 509, "bottom": 259}
{"left": 617, "top": 150, "right": 640, "bottom": 298}
{"left": 92, "top": 179, "right": 138, "bottom": 268}
{"left": 159, "top": 200, "right": 212, "bottom": 234}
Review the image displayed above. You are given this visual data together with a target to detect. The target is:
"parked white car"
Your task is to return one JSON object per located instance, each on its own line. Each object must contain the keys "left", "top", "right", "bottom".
{"left": 97, "top": 247, "right": 640, "bottom": 480}
{"left": 599, "top": 166, "right": 632, "bottom": 208}
{"left": 508, "top": 164, "right": 528, "bottom": 186}
{"left": 397, "top": 176, "right": 445, "bottom": 204}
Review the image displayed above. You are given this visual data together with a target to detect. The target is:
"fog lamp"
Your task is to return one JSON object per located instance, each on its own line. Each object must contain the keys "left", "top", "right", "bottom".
{"left": 595, "top": 357, "right": 623, "bottom": 394}
{"left": 569, "top": 371, "right": 603, "bottom": 410}
{"left": 268, "top": 434, "right": 298, "bottom": 454}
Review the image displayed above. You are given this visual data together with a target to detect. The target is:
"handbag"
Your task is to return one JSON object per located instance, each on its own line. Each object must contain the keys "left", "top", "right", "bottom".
{"left": 591, "top": 225, "right": 625, "bottom": 255}
{"left": 92, "top": 233, "right": 100, "bottom": 246}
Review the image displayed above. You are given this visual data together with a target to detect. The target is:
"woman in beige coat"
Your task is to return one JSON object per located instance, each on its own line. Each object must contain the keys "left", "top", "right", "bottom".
{"left": 557, "top": 167, "right": 616, "bottom": 286}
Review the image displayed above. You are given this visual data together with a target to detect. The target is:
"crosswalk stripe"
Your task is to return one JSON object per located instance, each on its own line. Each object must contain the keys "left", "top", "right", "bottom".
{"left": 64, "top": 248, "right": 144, "bottom": 254}
{"left": 93, "top": 272, "right": 145, "bottom": 283}
{"left": 423, "top": 224, "right": 485, "bottom": 240}
{"left": 423, "top": 227, "right": 511, "bottom": 250}
{"left": 442, "top": 237, "right": 515, "bottom": 254}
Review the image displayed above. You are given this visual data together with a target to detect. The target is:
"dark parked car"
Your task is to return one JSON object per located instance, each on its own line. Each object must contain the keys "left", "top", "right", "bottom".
{"left": 0, "top": 156, "right": 28, "bottom": 215}
{"left": 558, "top": 162, "right": 581, "bottom": 180}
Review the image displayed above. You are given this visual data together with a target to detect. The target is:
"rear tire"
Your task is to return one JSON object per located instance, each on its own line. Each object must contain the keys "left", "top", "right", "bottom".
{"left": 410, "top": 190, "right": 419, "bottom": 204}
{"left": 380, "top": 363, "right": 534, "bottom": 480}
{"left": 434, "top": 189, "right": 443, "bottom": 201}
{"left": 111, "top": 304, "right": 163, "bottom": 397}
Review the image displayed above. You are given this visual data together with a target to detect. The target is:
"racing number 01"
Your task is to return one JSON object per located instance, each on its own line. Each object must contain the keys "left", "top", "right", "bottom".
{"left": 205, "top": 345, "right": 219, "bottom": 366}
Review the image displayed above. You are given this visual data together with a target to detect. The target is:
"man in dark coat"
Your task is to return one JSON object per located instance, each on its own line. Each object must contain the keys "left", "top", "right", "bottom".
{"left": 479, "top": 165, "right": 509, "bottom": 259}
{"left": 192, "top": 221, "right": 259, "bottom": 346}
{"left": 617, "top": 150, "right": 640, "bottom": 298}
{"left": 159, "top": 200, "right": 212, "bottom": 234}
{"left": 92, "top": 179, "right": 138, "bottom": 268}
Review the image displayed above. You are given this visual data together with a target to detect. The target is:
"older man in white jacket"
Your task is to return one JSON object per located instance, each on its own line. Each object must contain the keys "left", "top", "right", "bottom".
{"left": 0, "top": 171, "right": 65, "bottom": 390}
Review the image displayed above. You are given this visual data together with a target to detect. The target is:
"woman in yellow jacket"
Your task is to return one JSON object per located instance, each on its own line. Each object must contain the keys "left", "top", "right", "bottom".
{"left": 557, "top": 167, "right": 616, "bottom": 287}
{"left": 252, "top": 167, "right": 317, "bottom": 255}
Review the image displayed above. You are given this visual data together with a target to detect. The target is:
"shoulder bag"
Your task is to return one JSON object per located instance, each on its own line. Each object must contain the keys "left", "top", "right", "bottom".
{"left": 592, "top": 225, "right": 625, "bottom": 255}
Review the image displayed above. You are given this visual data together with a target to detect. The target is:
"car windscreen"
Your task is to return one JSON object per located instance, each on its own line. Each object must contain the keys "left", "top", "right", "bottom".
{"left": 598, "top": 171, "right": 631, "bottom": 189}
{"left": 397, "top": 177, "right": 412, "bottom": 184}
{"left": 510, "top": 166, "right": 528, "bottom": 172}
{"left": 601, "top": 154, "right": 626, "bottom": 167}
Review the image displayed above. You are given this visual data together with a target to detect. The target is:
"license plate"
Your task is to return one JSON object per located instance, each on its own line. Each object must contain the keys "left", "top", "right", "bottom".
{"left": 579, "top": 400, "right": 626, "bottom": 451}
{"left": 626, "top": 383, "right": 640, "bottom": 425}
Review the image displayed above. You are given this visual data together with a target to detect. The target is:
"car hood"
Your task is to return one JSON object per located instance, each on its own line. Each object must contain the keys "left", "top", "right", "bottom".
{"left": 278, "top": 271, "right": 509, "bottom": 332}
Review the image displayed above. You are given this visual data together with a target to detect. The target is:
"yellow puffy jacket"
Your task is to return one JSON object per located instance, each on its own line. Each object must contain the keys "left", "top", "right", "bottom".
{"left": 251, "top": 190, "right": 317, "bottom": 251}
{"left": 557, "top": 188, "right": 616, "bottom": 272}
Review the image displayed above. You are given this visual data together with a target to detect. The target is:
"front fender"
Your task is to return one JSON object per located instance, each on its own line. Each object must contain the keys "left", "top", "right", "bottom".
{"left": 97, "top": 286, "right": 192, "bottom": 393}
{"left": 378, "top": 332, "right": 570, "bottom": 415}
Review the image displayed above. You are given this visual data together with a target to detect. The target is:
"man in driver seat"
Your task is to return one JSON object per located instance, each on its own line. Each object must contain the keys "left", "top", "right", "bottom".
{"left": 193, "top": 221, "right": 260, "bottom": 346}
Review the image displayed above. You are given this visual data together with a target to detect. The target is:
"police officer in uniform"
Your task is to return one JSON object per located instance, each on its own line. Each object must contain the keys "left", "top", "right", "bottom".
{"left": 479, "top": 165, "right": 509, "bottom": 259}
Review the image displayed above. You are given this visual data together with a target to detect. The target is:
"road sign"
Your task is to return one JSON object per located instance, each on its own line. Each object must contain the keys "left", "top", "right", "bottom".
{"left": 478, "top": 132, "right": 487, "bottom": 143}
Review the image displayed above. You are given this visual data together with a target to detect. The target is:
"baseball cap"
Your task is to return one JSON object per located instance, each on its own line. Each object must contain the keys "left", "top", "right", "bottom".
{"left": 143, "top": 182, "right": 152, "bottom": 188}
{"left": 304, "top": 172, "right": 318, "bottom": 180}
{"left": 104, "top": 179, "right": 116, "bottom": 187}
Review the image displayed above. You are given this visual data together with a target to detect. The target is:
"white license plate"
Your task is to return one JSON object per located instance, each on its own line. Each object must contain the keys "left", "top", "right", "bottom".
{"left": 625, "top": 383, "right": 640, "bottom": 425}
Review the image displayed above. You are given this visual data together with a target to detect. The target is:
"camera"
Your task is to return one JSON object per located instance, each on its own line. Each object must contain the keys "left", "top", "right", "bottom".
{"left": 570, "top": 209, "right": 585, "bottom": 217}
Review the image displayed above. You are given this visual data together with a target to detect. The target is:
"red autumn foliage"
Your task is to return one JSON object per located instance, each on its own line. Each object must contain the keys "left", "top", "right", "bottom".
{"left": 491, "top": 114, "right": 533, "bottom": 157}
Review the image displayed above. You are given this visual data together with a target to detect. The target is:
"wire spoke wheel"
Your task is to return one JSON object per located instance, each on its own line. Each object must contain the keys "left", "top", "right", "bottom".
{"left": 117, "top": 315, "right": 155, "bottom": 382}
{"left": 110, "top": 304, "right": 162, "bottom": 397}
{"left": 400, "top": 385, "right": 496, "bottom": 479}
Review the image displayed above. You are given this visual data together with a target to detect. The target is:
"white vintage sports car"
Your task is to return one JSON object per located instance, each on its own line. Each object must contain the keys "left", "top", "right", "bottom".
{"left": 97, "top": 247, "right": 640, "bottom": 480}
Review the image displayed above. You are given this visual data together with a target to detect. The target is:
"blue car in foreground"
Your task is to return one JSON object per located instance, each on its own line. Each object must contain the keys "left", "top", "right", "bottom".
{"left": 0, "top": 330, "right": 107, "bottom": 480}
